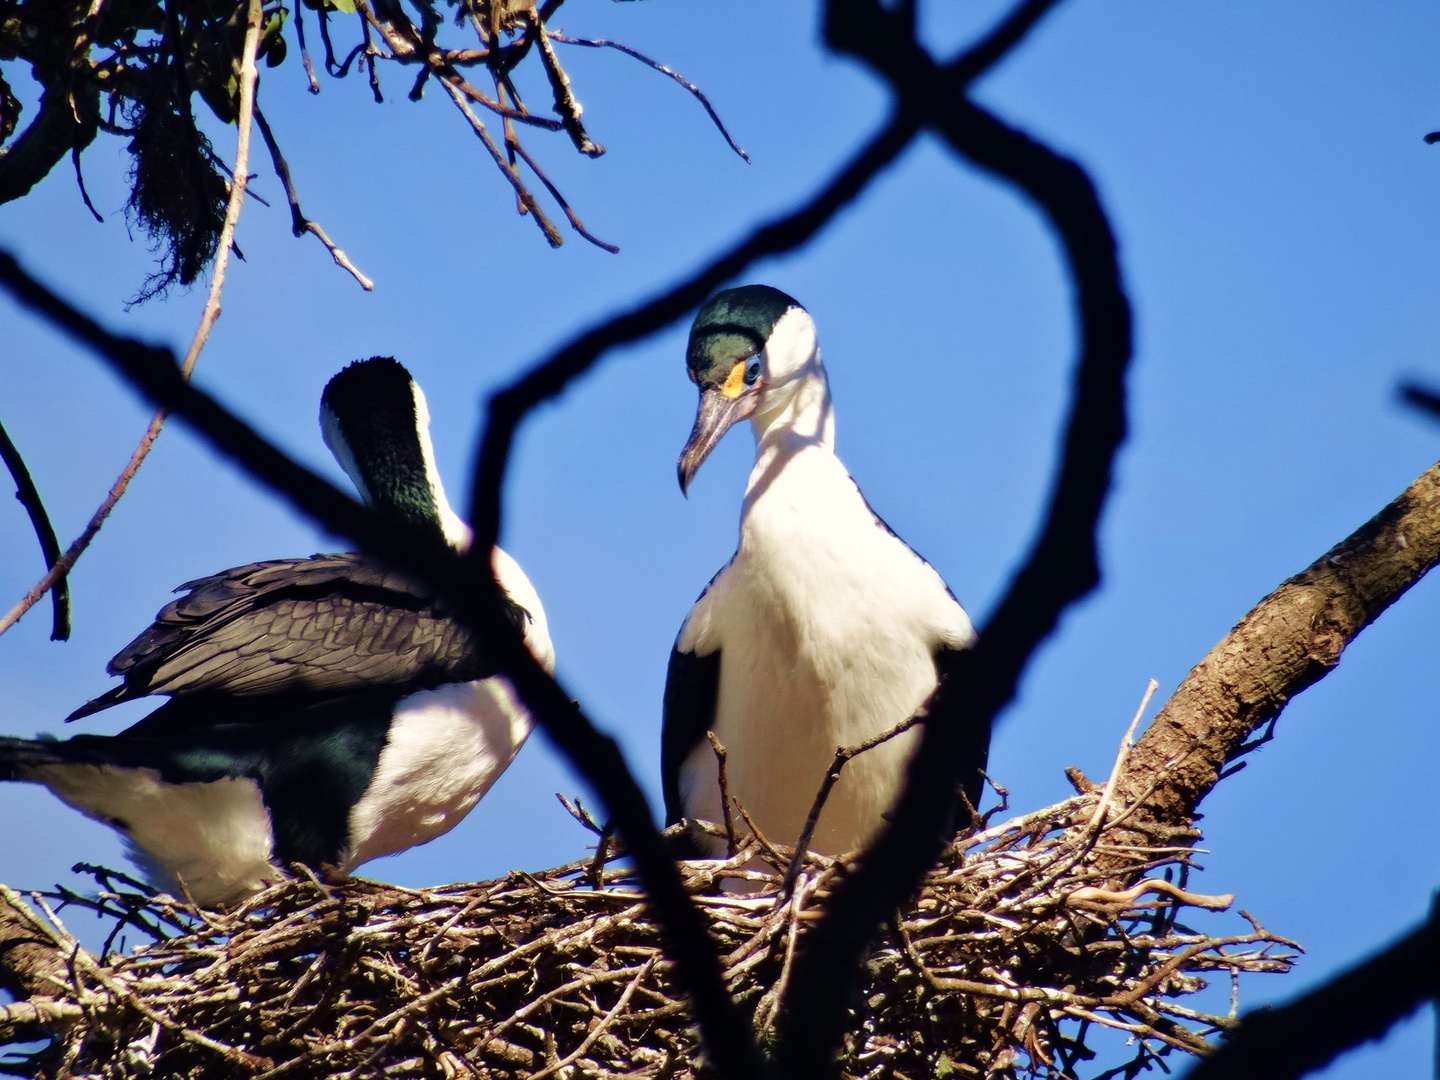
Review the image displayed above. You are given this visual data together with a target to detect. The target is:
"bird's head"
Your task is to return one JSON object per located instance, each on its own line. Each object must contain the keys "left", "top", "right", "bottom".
{"left": 320, "top": 356, "right": 470, "bottom": 548}
{"left": 677, "top": 284, "right": 816, "bottom": 494}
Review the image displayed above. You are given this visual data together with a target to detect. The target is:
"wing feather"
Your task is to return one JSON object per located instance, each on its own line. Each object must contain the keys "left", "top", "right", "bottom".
{"left": 69, "top": 552, "right": 519, "bottom": 719}
{"left": 660, "top": 646, "right": 722, "bottom": 829}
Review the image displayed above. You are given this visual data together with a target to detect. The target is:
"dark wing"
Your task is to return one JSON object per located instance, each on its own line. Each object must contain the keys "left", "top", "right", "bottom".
{"left": 69, "top": 552, "right": 522, "bottom": 720}
{"left": 660, "top": 646, "right": 721, "bottom": 829}
{"left": 933, "top": 642, "right": 990, "bottom": 820}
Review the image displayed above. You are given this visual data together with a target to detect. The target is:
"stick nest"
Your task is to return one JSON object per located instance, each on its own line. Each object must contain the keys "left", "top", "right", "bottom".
{"left": 0, "top": 791, "right": 1297, "bottom": 1080}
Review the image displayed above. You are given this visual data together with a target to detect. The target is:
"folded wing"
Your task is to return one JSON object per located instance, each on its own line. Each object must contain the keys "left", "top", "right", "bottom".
{"left": 69, "top": 553, "right": 524, "bottom": 720}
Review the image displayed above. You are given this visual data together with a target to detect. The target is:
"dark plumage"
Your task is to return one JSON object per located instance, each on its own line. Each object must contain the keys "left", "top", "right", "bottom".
{"left": 68, "top": 554, "right": 521, "bottom": 720}
{"left": 0, "top": 357, "right": 553, "bottom": 904}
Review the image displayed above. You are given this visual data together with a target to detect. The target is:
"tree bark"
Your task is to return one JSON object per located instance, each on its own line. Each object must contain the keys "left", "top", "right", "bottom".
{"left": 0, "top": 0, "right": 99, "bottom": 206}
{"left": 1107, "top": 461, "right": 1440, "bottom": 851}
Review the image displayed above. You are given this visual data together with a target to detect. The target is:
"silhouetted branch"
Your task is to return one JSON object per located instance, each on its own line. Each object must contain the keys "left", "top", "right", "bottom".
{"left": 1183, "top": 897, "right": 1440, "bottom": 1080}
{"left": 1399, "top": 380, "right": 1440, "bottom": 422}
{"left": 0, "top": 249, "right": 771, "bottom": 1080}
{"left": 467, "top": 111, "right": 919, "bottom": 554}
{"left": 777, "top": 0, "right": 1132, "bottom": 1069}
{"left": 0, "top": 418, "right": 69, "bottom": 640}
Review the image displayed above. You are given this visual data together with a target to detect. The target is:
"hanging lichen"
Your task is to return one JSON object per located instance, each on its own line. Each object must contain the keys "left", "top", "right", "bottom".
{"left": 122, "top": 83, "right": 229, "bottom": 303}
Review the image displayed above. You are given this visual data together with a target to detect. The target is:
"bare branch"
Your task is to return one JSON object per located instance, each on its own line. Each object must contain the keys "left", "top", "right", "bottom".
{"left": 438, "top": 76, "right": 565, "bottom": 247}
{"left": 528, "top": 14, "right": 602, "bottom": 157}
{"left": 0, "top": 417, "right": 70, "bottom": 640}
{"left": 0, "top": 0, "right": 265, "bottom": 641}
{"left": 549, "top": 32, "right": 750, "bottom": 162}
{"left": 253, "top": 105, "right": 375, "bottom": 290}
{"left": 509, "top": 137, "right": 620, "bottom": 252}
{"left": 781, "top": 713, "right": 926, "bottom": 897}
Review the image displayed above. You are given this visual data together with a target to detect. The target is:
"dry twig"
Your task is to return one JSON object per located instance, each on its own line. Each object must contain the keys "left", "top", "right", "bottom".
{"left": 0, "top": 771, "right": 1296, "bottom": 1080}
{"left": 0, "top": 0, "right": 266, "bottom": 642}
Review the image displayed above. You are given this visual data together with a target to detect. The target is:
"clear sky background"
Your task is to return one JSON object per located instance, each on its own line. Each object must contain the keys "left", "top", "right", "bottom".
{"left": 1, "top": 2, "right": 1437, "bottom": 1075}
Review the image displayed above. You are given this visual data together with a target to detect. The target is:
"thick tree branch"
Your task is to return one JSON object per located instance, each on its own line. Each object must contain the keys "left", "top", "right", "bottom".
{"left": 1108, "top": 461, "right": 1440, "bottom": 846}
{"left": 0, "top": 79, "right": 96, "bottom": 205}
{"left": 1183, "top": 897, "right": 1440, "bottom": 1080}
{"left": 0, "top": 417, "right": 69, "bottom": 640}
{"left": 0, "top": 0, "right": 98, "bottom": 206}
{"left": 0, "top": 250, "right": 773, "bottom": 1080}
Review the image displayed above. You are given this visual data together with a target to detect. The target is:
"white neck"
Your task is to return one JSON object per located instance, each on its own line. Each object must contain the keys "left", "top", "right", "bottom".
{"left": 743, "top": 362, "right": 836, "bottom": 518}
{"left": 751, "top": 352, "right": 834, "bottom": 451}
{"left": 411, "top": 386, "right": 473, "bottom": 552}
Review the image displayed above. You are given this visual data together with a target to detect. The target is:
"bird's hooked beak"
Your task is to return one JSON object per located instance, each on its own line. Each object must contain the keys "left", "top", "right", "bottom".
{"left": 677, "top": 384, "right": 759, "bottom": 496}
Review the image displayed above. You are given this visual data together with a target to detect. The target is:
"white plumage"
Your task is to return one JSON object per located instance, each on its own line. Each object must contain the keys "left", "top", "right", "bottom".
{"left": 666, "top": 292, "right": 973, "bottom": 857}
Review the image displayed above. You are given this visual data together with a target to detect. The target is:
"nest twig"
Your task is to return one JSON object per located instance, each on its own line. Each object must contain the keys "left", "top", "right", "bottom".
{"left": 0, "top": 778, "right": 1297, "bottom": 1080}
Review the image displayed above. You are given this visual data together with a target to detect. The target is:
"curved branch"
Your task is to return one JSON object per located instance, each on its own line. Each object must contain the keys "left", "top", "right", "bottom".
{"left": 0, "top": 418, "right": 69, "bottom": 640}
{"left": 1183, "top": 897, "right": 1440, "bottom": 1080}
{"left": 777, "top": 0, "right": 1132, "bottom": 1071}
{"left": 467, "top": 110, "right": 919, "bottom": 554}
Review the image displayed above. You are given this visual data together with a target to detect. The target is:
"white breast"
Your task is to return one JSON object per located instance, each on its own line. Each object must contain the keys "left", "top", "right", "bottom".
{"left": 342, "top": 677, "right": 533, "bottom": 870}
{"left": 34, "top": 763, "right": 279, "bottom": 906}
{"left": 679, "top": 445, "right": 971, "bottom": 856}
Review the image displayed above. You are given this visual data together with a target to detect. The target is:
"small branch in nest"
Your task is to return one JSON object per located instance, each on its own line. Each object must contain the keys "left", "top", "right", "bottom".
{"left": 555, "top": 792, "right": 604, "bottom": 836}
{"left": 253, "top": 105, "right": 374, "bottom": 291}
{"left": 706, "top": 731, "right": 737, "bottom": 855}
{"left": 732, "top": 797, "right": 787, "bottom": 874}
{"left": 1087, "top": 678, "right": 1159, "bottom": 831}
{"left": 783, "top": 713, "right": 925, "bottom": 897}
{"left": 1067, "top": 879, "right": 1234, "bottom": 913}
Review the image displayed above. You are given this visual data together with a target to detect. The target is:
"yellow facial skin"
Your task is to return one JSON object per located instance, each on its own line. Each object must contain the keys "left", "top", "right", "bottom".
{"left": 719, "top": 360, "right": 749, "bottom": 399}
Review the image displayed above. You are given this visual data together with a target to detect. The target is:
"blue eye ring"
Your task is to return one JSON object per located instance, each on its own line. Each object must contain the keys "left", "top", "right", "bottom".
{"left": 744, "top": 359, "right": 761, "bottom": 385}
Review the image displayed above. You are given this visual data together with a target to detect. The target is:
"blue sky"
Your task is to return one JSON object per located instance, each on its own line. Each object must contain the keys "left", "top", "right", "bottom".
{"left": 1, "top": 2, "right": 1437, "bottom": 1075}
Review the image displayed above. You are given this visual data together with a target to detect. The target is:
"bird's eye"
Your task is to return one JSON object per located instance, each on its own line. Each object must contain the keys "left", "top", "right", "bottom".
{"left": 744, "top": 360, "right": 761, "bottom": 385}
